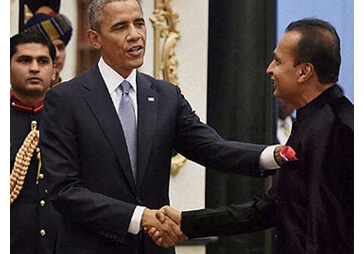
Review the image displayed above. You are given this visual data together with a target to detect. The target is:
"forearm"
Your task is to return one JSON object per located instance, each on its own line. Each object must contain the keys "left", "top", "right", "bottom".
{"left": 175, "top": 134, "right": 267, "bottom": 177}
{"left": 181, "top": 196, "right": 276, "bottom": 238}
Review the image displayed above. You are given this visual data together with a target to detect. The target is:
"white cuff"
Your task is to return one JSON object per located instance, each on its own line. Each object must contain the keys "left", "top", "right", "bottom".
{"left": 127, "top": 206, "right": 146, "bottom": 235}
{"left": 259, "top": 145, "right": 280, "bottom": 170}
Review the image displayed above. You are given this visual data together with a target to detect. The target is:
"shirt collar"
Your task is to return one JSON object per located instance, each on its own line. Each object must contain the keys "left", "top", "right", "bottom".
{"left": 296, "top": 84, "right": 343, "bottom": 121}
{"left": 10, "top": 93, "right": 44, "bottom": 114}
{"left": 98, "top": 57, "right": 137, "bottom": 95}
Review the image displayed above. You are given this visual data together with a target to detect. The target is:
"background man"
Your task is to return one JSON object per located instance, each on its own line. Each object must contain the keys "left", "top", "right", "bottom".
{"left": 151, "top": 18, "right": 354, "bottom": 254}
{"left": 40, "top": 0, "right": 284, "bottom": 253}
{"left": 276, "top": 98, "right": 295, "bottom": 144}
{"left": 24, "top": 1, "right": 73, "bottom": 87}
{"left": 10, "top": 30, "right": 60, "bottom": 254}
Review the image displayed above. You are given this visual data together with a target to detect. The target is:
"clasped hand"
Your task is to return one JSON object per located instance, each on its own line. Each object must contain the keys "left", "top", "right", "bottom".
{"left": 141, "top": 206, "right": 187, "bottom": 248}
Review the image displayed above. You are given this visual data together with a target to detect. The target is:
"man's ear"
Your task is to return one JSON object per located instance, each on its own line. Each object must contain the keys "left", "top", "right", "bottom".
{"left": 87, "top": 29, "right": 102, "bottom": 50}
{"left": 51, "top": 66, "right": 56, "bottom": 82}
{"left": 297, "top": 63, "right": 314, "bottom": 83}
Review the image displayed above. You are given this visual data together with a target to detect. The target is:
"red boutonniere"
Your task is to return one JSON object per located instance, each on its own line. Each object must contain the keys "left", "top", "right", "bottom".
{"left": 280, "top": 146, "right": 298, "bottom": 162}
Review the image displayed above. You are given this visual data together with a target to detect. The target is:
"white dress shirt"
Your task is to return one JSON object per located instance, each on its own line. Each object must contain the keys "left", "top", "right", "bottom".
{"left": 277, "top": 116, "right": 293, "bottom": 145}
{"left": 98, "top": 58, "right": 145, "bottom": 235}
{"left": 98, "top": 57, "right": 279, "bottom": 235}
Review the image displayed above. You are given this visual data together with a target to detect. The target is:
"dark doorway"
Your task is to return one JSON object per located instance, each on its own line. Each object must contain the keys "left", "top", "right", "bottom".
{"left": 206, "top": 1, "right": 277, "bottom": 253}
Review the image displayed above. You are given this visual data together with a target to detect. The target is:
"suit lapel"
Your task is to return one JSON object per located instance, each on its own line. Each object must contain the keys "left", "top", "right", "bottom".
{"left": 81, "top": 65, "right": 136, "bottom": 191}
{"left": 136, "top": 73, "right": 158, "bottom": 188}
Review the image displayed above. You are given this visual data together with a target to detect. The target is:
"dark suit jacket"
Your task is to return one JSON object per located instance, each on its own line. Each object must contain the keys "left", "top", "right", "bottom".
{"left": 40, "top": 64, "right": 268, "bottom": 254}
{"left": 181, "top": 85, "right": 354, "bottom": 254}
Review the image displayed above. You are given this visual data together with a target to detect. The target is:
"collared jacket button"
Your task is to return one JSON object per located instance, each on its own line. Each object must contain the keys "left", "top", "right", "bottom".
{"left": 40, "top": 200, "right": 46, "bottom": 207}
{"left": 136, "top": 197, "right": 142, "bottom": 204}
{"left": 40, "top": 229, "right": 46, "bottom": 236}
{"left": 39, "top": 173, "right": 44, "bottom": 179}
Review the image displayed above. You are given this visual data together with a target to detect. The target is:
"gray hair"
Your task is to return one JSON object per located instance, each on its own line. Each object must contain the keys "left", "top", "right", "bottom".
{"left": 88, "top": 0, "right": 142, "bottom": 30}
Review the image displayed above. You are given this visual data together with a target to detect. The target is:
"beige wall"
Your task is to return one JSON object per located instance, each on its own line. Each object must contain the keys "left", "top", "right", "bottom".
{"left": 59, "top": 1, "right": 78, "bottom": 81}
{"left": 140, "top": 1, "right": 209, "bottom": 253}
{"left": 10, "top": 0, "right": 18, "bottom": 36}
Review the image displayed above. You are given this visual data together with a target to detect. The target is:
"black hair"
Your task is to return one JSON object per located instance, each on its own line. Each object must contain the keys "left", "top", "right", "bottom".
{"left": 286, "top": 18, "right": 341, "bottom": 84}
{"left": 88, "top": 0, "right": 143, "bottom": 30}
{"left": 10, "top": 30, "right": 56, "bottom": 63}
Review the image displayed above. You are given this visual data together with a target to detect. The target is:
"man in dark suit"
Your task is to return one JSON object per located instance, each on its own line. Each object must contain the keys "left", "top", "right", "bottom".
{"left": 40, "top": 0, "right": 283, "bottom": 253}
{"left": 150, "top": 18, "right": 354, "bottom": 254}
{"left": 10, "top": 30, "right": 60, "bottom": 254}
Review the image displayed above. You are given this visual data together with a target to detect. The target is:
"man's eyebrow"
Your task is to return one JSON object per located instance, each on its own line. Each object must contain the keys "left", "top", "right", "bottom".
{"left": 110, "top": 21, "right": 127, "bottom": 29}
{"left": 135, "top": 17, "right": 145, "bottom": 23}
{"left": 16, "top": 54, "right": 31, "bottom": 59}
{"left": 110, "top": 17, "right": 145, "bottom": 30}
{"left": 273, "top": 52, "right": 281, "bottom": 60}
{"left": 38, "top": 55, "right": 51, "bottom": 60}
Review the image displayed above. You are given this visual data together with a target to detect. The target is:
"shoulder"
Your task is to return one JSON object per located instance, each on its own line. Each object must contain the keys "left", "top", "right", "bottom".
{"left": 137, "top": 72, "right": 181, "bottom": 92}
{"left": 306, "top": 95, "right": 353, "bottom": 139}
{"left": 46, "top": 65, "right": 100, "bottom": 99}
{"left": 328, "top": 96, "right": 354, "bottom": 132}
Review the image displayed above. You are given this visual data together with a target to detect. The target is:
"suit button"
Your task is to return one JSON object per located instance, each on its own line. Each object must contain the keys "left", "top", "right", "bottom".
{"left": 40, "top": 229, "right": 46, "bottom": 236}
{"left": 39, "top": 173, "right": 44, "bottom": 179}
{"left": 136, "top": 197, "right": 142, "bottom": 204}
{"left": 275, "top": 229, "right": 279, "bottom": 238}
{"left": 40, "top": 200, "right": 46, "bottom": 207}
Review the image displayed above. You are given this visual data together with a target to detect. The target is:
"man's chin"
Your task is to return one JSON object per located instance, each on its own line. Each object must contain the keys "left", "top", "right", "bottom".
{"left": 13, "top": 87, "right": 47, "bottom": 102}
{"left": 26, "top": 85, "right": 49, "bottom": 94}
{"left": 54, "top": 68, "right": 62, "bottom": 76}
{"left": 132, "top": 57, "right": 144, "bottom": 67}
{"left": 273, "top": 89, "right": 279, "bottom": 98}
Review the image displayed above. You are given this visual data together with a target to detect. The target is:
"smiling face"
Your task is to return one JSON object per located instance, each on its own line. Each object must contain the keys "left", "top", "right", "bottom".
{"left": 266, "top": 31, "right": 304, "bottom": 108}
{"left": 10, "top": 43, "right": 55, "bottom": 104}
{"left": 88, "top": 0, "right": 146, "bottom": 78}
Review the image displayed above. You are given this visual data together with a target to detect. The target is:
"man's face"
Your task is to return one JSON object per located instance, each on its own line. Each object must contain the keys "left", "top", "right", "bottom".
{"left": 10, "top": 43, "right": 55, "bottom": 99}
{"left": 90, "top": 0, "right": 146, "bottom": 78}
{"left": 52, "top": 38, "right": 66, "bottom": 78}
{"left": 266, "top": 31, "right": 303, "bottom": 107}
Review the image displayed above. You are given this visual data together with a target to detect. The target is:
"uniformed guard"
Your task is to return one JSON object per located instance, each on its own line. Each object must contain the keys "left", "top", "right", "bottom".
{"left": 10, "top": 30, "right": 60, "bottom": 254}
{"left": 24, "top": 0, "right": 73, "bottom": 87}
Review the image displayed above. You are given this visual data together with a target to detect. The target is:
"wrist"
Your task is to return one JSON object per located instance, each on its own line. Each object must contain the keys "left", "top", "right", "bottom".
{"left": 141, "top": 208, "right": 151, "bottom": 227}
{"left": 274, "top": 146, "right": 284, "bottom": 166}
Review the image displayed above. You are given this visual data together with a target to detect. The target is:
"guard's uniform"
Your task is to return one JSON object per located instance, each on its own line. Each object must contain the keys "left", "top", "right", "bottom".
{"left": 10, "top": 94, "right": 61, "bottom": 254}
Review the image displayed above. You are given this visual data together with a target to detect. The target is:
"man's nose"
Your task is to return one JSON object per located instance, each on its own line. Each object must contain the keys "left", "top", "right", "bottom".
{"left": 54, "top": 44, "right": 60, "bottom": 58}
{"left": 128, "top": 25, "right": 141, "bottom": 40}
{"left": 30, "top": 60, "right": 40, "bottom": 72}
{"left": 266, "top": 61, "right": 274, "bottom": 76}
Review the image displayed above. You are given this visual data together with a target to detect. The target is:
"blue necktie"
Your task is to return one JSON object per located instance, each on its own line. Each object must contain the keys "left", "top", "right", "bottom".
{"left": 118, "top": 80, "right": 137, "bottom": 182}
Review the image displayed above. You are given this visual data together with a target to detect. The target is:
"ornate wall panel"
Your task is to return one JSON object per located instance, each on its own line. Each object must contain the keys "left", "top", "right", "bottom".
{"left": 151, "top": 0, "right": 186, "bottom": 175}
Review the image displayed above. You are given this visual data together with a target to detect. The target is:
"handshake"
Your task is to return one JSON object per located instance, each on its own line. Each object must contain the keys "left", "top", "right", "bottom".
{"left": 141, "top": 206, "right": 187, "bottom": 248}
